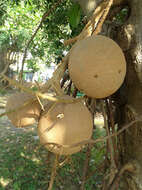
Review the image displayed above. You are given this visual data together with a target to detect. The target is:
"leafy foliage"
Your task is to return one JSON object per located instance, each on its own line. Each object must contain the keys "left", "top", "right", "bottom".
{"left": 0, "top": 0, "right": 85, "bottom": 73}
{"left": 114, "top": 7, "right": 129, "bottom": 25}
{"left": 68, "top": 2, "right": 82, "bottom": 28}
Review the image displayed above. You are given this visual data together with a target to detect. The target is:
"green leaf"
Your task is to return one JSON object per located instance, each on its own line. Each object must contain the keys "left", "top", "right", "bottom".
{"left": 68, "top": 2, "right": 81, "bottom": 28}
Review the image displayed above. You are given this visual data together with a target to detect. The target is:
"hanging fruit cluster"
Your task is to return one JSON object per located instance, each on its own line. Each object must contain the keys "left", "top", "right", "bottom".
{"left": 6, "top": 35, "right": 126, "bottom": 156}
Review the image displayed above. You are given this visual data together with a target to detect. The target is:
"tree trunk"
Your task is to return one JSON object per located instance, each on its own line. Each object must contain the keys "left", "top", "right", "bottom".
{"left": 0, "top": 50, "right": 15, "bottom": 86}
{"left": 116, "top": 0, "right": 142, "bottom": 189}
{"left": 0, "top": 51, "right": 7, "bottom": 73}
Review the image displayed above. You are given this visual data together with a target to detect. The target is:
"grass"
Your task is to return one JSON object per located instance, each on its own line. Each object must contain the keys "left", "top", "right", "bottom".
{"left": 0, "top": 130, "right": 50, "bottom": 190}
{"left": 0, "top": 91, "right": 106, "bottom": 190}
{"left": 0, "top": 125, "right": 105, "bottom": 190}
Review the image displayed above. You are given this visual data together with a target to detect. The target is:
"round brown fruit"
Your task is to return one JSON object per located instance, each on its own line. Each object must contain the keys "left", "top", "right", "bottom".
{"left": 69, "top": 35, "right": 126, "bottom": 99}
{"left": 38, "top": 98, "right": 93, "bottom": 155}
{"left": 6, "top": 92, "right": 41, "bottom": 127}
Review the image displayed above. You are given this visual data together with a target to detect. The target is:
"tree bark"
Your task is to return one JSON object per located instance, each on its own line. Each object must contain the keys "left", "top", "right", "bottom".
{"left": 0, "top": 51, "right": 7, "bottom": 73}
{"left": 116, "top": 0, "right": 142, "bottom": 189}
{"left": 0, "top": 50, "right": 15, "bottom": 86}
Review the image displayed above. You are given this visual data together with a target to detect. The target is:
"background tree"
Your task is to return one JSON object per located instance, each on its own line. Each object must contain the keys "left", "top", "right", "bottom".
{"left": 0, "top": 0, "right": 82, "bottom": 79}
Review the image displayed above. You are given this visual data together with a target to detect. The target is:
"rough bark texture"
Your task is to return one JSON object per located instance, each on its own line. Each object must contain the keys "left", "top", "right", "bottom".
{"left": 72, "top": 0, "right": 126, "bottom": 17}
{"left": 116, "top": 0, "right": 142, "bottom": 189}
{"left": 0, "top": 50, "right": 15, "bottom": 86}
{"left": 0, "top": 51, "right": 7, "bottom": 73}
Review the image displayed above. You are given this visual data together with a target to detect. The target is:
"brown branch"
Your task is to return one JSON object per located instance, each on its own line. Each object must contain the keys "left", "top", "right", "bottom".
{"left": 48, "top": 154, "right": 59, "bottom": 190}
{"left": 1, "top": 74, "right": 36, "bottom": 95}
{"left": 36, "top": 91, "right": 84, "bottom": 103}
{"left": 43, "top": 117, "right": 142, "bottom": 149}
{"left": 1, "top": 74, "right": 84, "bottom": 106}
{"left": 106, "top": 98, "right": 118, "bottom": 164}
{"left": 42, "top": 59, "right": 68, "bottom": 95}
{"left": 108, "top": 162, "right": 135, "bottom": 190}
{"left": 36, "top": 94, "right": 45, "bottom": 111}
{"left": 93, "top": 0, "right": 114, "bottom": 35}
{"left": 101, "top": 100, "right": 116, "bottom": 171}
{"left": 64, "top": 1, "right": 108, "bottom": 46}
{"left": 102, "top": 100, "right": 118, "bottom": 188}
{"left": 0, "top": 94, "right": 84, "bottom": 119}
{"left": 19, "top": 0, "right": 64, "bottom": 82}
{"left": 64, "top": 35, "right": 79, "bottom": 46}
{"left": 80, "top": 145, "right": 92, "bottom": 190}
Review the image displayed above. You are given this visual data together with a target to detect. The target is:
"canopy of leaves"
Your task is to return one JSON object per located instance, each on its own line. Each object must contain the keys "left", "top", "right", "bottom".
{"left": 0, "top": 0, "right": 84, "bottom": 72}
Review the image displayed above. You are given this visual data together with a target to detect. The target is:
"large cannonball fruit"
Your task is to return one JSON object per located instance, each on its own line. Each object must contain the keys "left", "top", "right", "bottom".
{"left": 6, "top": 92, "right": 41, "bottom": 127}
{"left": 69, "top": 35, "right": 126, "bottom": 99}
{"left": 38, "top": 99, "right": 93, "bottom": 155}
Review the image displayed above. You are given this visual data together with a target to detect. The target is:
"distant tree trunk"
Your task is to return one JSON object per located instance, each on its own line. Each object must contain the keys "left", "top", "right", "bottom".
{"left": 116, "top": 0, "right": 142, "bottom": 189}
{"left": 0, "top": 50, "right": 15, "bottom": 85}
{"left": 0, "top": 51, "right": 7, "bottom": 73}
